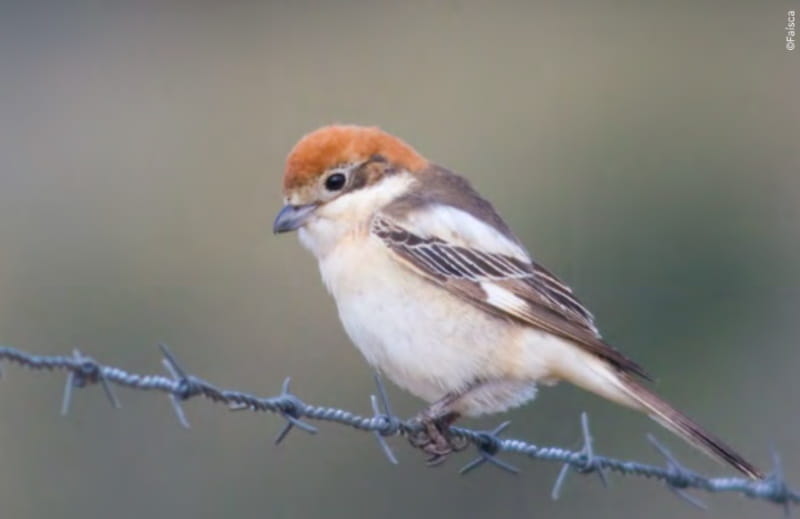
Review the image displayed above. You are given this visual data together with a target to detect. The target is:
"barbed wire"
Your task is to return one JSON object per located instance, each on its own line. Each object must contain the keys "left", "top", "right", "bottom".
{"left": 0, "top": 344, "right": 796, "bottom": 512}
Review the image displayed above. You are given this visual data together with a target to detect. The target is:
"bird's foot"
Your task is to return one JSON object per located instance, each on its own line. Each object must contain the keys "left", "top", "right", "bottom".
{"left": 408, "top": 411, "right": 468, "bottom": 466}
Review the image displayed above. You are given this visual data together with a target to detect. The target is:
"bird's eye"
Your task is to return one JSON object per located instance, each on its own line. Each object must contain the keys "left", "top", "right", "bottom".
{"left": 324, "top": 172, "right": 347, "bottom": 191}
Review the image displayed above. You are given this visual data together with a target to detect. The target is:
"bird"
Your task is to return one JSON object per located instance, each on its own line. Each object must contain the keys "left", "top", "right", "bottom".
{"left": 272, "top": 124, "right": 762, "bottom": 478}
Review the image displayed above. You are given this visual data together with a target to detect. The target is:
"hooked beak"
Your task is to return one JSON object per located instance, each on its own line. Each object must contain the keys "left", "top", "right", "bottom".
{"left": 273, "top": 203, "right": 318, "bottom": 234}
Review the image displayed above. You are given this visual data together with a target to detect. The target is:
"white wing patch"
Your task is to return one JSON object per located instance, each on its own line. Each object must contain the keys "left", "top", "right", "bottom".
{"left": 402, "top": 204, "right": 529, "bottom": 261}
{"left": 481, "top": 282, "right": 529, "bottom": 313}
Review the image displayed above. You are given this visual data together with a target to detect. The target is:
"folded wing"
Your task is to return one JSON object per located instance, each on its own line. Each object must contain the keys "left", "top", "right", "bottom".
{"left": 371, "top": 212, "right": 649, "bottom": 379}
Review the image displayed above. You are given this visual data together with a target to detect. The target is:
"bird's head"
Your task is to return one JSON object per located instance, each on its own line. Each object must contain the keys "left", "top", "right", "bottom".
{"left": 273, "top": 125, "right": 428, "bottom": 234}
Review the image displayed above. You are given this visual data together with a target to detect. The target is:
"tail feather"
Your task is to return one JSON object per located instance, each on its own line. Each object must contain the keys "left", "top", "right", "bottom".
{"left": 617, "top": 375, "right": 763, "bottom": 479}
{"left": 552, "top": 344, "right": 762, "bottom": 479}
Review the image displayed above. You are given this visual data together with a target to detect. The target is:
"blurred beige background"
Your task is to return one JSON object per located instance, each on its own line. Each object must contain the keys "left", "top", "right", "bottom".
{"left": 0, "top": 2, "right": 798, "bottom": 518}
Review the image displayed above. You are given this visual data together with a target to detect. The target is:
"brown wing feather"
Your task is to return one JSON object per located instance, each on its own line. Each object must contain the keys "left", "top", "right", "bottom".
{"left": 372, "top": 216, "right": 650, "bottom": 380}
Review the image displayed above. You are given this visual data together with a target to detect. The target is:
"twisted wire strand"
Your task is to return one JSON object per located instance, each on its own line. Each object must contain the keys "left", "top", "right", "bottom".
{"left": 0, "top": 345, "right": 795, "bottom": 511}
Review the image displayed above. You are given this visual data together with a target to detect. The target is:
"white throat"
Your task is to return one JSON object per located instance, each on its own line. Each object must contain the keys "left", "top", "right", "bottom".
{"left": 298, "top": 172, "right": 416, "bottom": 259}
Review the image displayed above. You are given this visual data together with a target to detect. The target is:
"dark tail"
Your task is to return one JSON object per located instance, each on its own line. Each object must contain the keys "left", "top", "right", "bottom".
{"left": 619, "top": 375, "right": 763, "bottom": 479}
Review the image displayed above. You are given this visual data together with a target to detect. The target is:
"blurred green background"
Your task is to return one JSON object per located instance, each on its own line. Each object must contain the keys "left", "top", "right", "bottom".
{"left": 0, "top": 2, "right": 798, "bottom": 518}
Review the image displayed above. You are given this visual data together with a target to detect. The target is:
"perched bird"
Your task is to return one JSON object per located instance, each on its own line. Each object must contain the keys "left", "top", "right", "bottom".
{"left": 273, "top": 124, "right": 762, "bottom": 478}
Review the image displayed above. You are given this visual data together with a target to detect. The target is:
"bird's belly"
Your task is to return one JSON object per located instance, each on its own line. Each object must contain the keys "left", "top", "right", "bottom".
{"left": 319, "top": 238, "right": 544, "bottom": 409}
{"left": 337, "top": 281, "right": 492, "bottom": 401}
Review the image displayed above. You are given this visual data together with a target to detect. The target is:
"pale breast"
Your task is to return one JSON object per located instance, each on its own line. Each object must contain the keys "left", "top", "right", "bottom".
{"left": 317, "top": 233, "right": 528, "bottom": 403}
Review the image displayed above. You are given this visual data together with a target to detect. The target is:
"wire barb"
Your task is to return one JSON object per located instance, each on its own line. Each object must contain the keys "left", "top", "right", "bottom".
{"left": 647, "top": 434, "right": 708, "bottom": 510}
{"left": 370, "top": 395, "right": 399, "bottom": 464}
{"left": 369, "top": 374, "right": 399, "bottom": 464}
{"left": 551, "top": 412, "right": 608, "bottom": 500}
{"left": 159, "top": 344, "right": 191, "bottom": 429}
{"left": 97, "top": 368, "right": 122, "bottom": 409}
{"left": 273, "top": 377, "right": 318, "bottom": 445}
{"left": 460, "top": 421, "right": 519, "bottom": 475}
{"left": 0, "top": 344, "right": 797, "bottom": 510}
{"left": 60, "top": 365, "right": 76, "bottom": 416}
{"left": 767, "top": 449, "right": 792, "bottom": 517}
{"left": 60, "top": 349, "right": 100, "bottom": 416}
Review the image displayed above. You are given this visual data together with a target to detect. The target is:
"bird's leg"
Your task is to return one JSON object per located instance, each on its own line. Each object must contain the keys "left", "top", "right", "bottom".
{"left": 408, "top": 391, "right": 471, "bottom": 466}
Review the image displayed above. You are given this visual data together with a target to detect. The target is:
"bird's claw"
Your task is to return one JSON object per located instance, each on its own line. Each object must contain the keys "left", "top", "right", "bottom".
{"left": 408, "top": 414, "right": 468, "bottom": 466}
